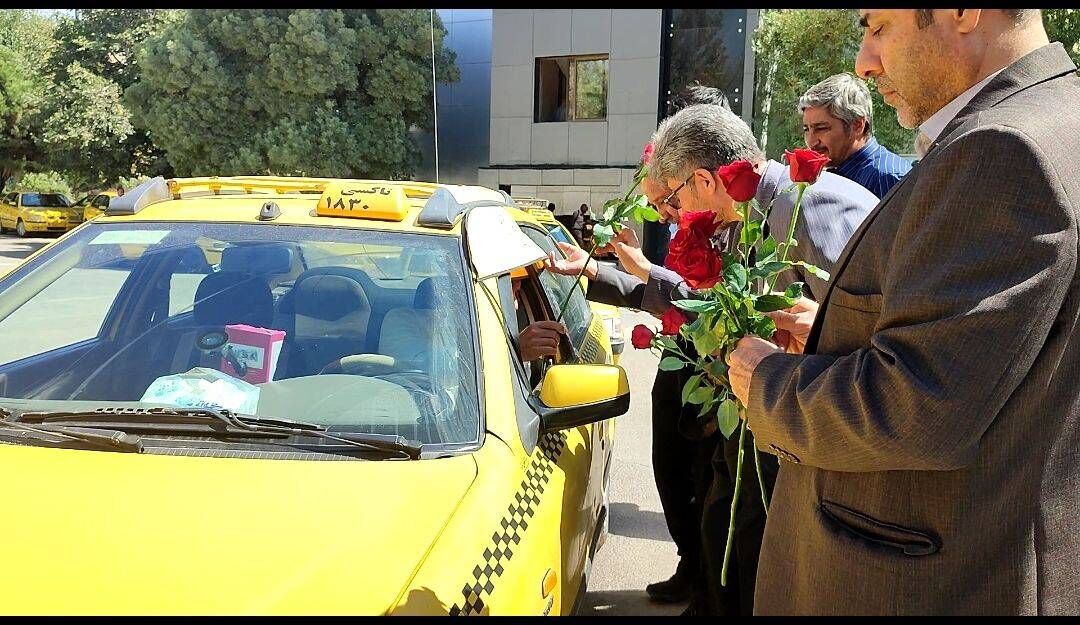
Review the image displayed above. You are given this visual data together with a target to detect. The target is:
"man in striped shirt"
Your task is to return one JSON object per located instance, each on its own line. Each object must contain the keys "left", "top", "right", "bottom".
{"left": 800, "top": 73, "right": 912, "bottom": 198}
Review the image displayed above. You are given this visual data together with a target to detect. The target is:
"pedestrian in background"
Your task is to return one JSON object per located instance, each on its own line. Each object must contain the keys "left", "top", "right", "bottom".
{"left": 800, "top": 72, "right": 911, "bottom": 198}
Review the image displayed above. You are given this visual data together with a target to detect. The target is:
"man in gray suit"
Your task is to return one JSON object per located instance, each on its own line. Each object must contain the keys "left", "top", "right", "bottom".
{"left": 727, "top": 9, "right": 1079, "bottom": 615}
{"left": 550, "top": 103, "right": 877, "bottom": 615}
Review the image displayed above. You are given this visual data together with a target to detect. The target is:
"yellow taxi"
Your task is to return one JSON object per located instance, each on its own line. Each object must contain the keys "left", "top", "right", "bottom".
{"left": 520, "top": 205, "right": 625, "bottom": 364}
{"left": 70, "top": 189, "right": 119, "bottom": 223}
{"left": 0, "top": 191, "right": 79, "bottom": 236}
{"left": 0, "top": 176, "right": 626, "bottom": 615}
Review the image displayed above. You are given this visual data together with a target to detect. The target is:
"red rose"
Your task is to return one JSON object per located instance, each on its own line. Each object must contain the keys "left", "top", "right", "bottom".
{"left": 642, "top": 142, "right": 654, "bottom": 165}
{"left": 677, "top": 209, "right": 720, "bottom": 238}
{"left": 784, "top": 148, "right": 829, "bottom": 184}
{"left": 716, "top": 160, "right": 760, "bottom": 203}
{"left": 668, "top": 245, "right": 723, "bottom": 290}
{"left": 660, "top": 307, "right": 688, "bottom": 336}
{"left": 631, "top": 324, "right": 655, "bottom": 349}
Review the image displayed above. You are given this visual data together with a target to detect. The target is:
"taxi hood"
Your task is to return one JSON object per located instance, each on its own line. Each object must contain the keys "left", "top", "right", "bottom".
{"left": 0, "top": 445, "right": 477, "bottom": 614}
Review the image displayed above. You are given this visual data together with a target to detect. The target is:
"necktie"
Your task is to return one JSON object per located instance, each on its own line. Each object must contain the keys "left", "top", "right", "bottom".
{"left": 915, "top": 130, "right": 934, "bottom": 159}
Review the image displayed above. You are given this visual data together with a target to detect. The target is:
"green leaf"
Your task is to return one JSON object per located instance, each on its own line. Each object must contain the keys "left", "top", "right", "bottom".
{"left": 634, "top": 203, "right": 660, "bottom": 222}
{"left": 752, "top": 315, "right": 777, "bottom": 338}
{"left": 754, "top": 293, "right": 797, "bottom": 313}
{"left": 654, "top": 335, "right": 678, "bottom": 351}
{"left": 705, "top": 357, "right": 728, "bottom": 380}
{"left": 687, "top": 386, "right": 715, "bottom": 405}
{"left": 681, "top": 373, "right": 704, "bottom": 404}
{"left": 749, "top": 260, "right": 792, "bottom": 282}
{"left": 794, "top": 261, "right": 831, "bottom": 281}
{"left": 602, "top": 203, "right": 618, "bottom": 221}
{"left": 592, "top": 223, "right": 614, "bottom": 248}
{"left": 716, "top": 399, "right": 741, "bottom": 438}
{"left": 724, "top": 262, "right": 748, "bottom": 292}
{"left": 784, "top": 282, "right": 804, "bottom": 300}
{"left": 759, "top": 235, "right": 778, "bottom": 261}
{"left": 658, "top": 356, "right": 686, "bottom": 371}
{"left": 673, "top": 299, "right": 720, "bottom": 313}
{"left": 686, "top": 323, "right": 721, "bottom": 356}
{"left": 634, "top": 194, "right": 650, "bottom": 208}
{"left": 740, "top": 219, "right": 762, "bottom": 247}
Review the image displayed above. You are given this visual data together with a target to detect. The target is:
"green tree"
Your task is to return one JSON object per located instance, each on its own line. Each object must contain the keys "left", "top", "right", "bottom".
{"left": 9, "top": 170, "right": 73, "bottom": 198}
{"left": 127, "top": 9, "right": 459, "bottom": 179}
{"left": 44, "top": 9, "right": 179, "bottom": 188}
{"left": 0, "top": 10, "right": 54, "bottom": 191}
{"left": 1045, "top": 9, "right": 1080, "bottom": 64}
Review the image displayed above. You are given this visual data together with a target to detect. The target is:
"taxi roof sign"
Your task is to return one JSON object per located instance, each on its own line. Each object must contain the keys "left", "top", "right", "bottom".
{"left": 316, "top": 182, "right": 409, "bottom": 221}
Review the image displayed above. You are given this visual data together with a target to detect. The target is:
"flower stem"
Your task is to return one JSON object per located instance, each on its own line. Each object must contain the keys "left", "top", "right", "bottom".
{"left": 767, "top": 182, "right": 806, "bottom": 294}
{"left": 720, "top": 417, "right": 748, "bottom": 587}
{"left": 751, "top": 429, "right": 769, "bottom": 515}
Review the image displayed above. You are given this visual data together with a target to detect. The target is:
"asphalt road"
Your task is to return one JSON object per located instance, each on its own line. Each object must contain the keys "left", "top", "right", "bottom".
{"left": 0, "top": 236, "right": 686, "bottom": 615}
{"left": 580, "top": 309, "right": 686, "bottom": 616}
{"left": 0, "top": 234, "right": 50, "bottom": 273}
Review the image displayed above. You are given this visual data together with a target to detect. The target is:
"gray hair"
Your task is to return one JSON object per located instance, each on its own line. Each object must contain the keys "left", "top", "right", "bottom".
{"left": 799, "top": 73, "right": 874, "bottom": 138}
{"left": 647, "top": 104, "right": 764, "bottom": 184}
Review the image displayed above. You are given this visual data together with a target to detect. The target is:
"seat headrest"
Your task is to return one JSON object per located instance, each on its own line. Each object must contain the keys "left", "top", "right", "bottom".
{"left": 220, "top": 244, "right": 295, "bottom": 275}
{"left": 291, "top": 272, "right": 370, "bottom": 322}
{"left": 193, "top": 272, "right": 274, "bottom": 328}
{"left": 414, "top": 277, "right": 437, "bottom": 309}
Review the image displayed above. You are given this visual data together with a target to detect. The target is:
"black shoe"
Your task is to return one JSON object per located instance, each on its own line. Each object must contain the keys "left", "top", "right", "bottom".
{"left": 646, "top": 564, "right": 694, "bottom": 603}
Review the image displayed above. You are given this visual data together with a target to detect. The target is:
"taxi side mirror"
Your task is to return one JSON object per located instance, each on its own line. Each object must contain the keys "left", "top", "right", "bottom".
{"left": 529, "top": 364, "right": 630, "bottom": 433}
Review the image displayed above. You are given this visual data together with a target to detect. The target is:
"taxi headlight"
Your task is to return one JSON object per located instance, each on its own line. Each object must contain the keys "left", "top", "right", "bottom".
{"left": 25, "top": 213, "right": 46, "bottom": 223}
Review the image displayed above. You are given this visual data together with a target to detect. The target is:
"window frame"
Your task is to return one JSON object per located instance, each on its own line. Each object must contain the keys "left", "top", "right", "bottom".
{"left": 533, "top": 53, "right": 609, "bottom": 123}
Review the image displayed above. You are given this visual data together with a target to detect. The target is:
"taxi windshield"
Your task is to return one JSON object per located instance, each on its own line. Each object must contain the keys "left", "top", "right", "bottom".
{"left": 21, "top": 193, "right": 71, "bottom": 208}
{"left": 0, "top": 222, "right": 480, "bottom": 449}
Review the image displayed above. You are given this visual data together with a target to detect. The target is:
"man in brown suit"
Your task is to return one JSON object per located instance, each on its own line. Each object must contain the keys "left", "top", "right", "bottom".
{"left": 726, "top": 9, "right": 1079, "bottom": 615}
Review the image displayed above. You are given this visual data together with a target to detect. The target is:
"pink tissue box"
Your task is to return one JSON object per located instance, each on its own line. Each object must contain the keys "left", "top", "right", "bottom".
{"left": 221, "top": 324, "right": 286, "bottom": 384}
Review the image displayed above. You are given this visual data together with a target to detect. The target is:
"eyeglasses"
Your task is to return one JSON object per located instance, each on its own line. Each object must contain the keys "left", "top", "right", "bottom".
{"left": 661, "top": 175, "right": 694, "bottom": 211}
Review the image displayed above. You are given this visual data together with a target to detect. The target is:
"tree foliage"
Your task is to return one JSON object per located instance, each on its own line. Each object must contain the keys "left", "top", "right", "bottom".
{"left": 10, "top": 170, "right": 72, "bottom": 197}
{"left": 127, "top": 9, "right": 459, "bottom": 179}
{"left": 0, "top": 10, "right": 53, "bottom": 191}
{"left": 1045, "top": 9, "right": 1080, "bottom": 64}
{"left": 43, "top": 9, "right": 179, "bottom": 187}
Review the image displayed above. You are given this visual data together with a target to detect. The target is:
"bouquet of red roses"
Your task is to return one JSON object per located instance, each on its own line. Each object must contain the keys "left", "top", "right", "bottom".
{"left": 630, "top": 148, "right": 830, "bottom": 585}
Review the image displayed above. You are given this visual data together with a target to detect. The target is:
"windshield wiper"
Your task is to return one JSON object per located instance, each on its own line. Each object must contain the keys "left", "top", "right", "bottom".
{"left": 17, "top": 407, "right": 422, "bottom": 459}
{"left": 0, "top": 420, "right": 143, "bottom": 453}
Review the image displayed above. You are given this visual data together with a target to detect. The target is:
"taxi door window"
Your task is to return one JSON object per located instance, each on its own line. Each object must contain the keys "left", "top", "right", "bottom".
{"left": 520, "top": 226, "right": 592, "bottom": 348}
{"left": 4, "top": 193, "right": 17, "bottom": 205}
{"left": 93, "top": 195, "right": 110, "bottom": 208}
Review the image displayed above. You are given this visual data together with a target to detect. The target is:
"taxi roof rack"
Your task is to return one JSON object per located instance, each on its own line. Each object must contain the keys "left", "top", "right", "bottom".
{"left": 104, "top": 175, "right": 513, "bottom": 224}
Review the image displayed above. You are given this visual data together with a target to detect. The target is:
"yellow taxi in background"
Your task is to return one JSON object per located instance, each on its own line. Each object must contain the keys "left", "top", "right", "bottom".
{"left": 520, "top": 205, "right": 625, "bottom": 364}
{"left": 70, "top": 189, "right": 119, "bottom": 223}
{"left": 0, "top": 176, "right": 626, "bottom": 615}
{"left": 0, "top": 191, "right": 78, "bottom": 237}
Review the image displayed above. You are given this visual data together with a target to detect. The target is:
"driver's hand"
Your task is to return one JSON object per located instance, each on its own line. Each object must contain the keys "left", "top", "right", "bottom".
{"left": 518, "top": 321, "right": 567, "bottom": 361}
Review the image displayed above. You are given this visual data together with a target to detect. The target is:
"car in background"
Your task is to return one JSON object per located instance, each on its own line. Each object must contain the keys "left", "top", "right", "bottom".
{"left": 0, "top": 176, "right": 626, "bottom": 615}
{"left": 521, "top": 205, "right": 625, "bottom": 364}
{"left": 71, "top": 190, "right": 119, "bottom": 224}
{"left": 0, "top": 191, "right": 78, "bottom": 237}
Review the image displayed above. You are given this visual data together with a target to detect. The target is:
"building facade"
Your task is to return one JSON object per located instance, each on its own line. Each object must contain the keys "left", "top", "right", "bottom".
{"left": 476, "top": 9, "right": 758, "bottom": 256}
{"left": 413, "top": 9, "right": 494, "bottom": 186}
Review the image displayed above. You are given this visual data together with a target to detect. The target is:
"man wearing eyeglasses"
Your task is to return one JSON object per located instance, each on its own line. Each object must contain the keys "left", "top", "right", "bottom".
{"left": 550, "top": 103, "right": 877, "bottom": 615}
